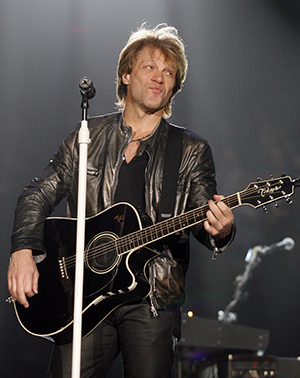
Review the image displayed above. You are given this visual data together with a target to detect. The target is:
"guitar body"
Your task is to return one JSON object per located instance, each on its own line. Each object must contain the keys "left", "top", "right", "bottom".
{"left": 14, "top": 203, "right": 159, "bottom": 345}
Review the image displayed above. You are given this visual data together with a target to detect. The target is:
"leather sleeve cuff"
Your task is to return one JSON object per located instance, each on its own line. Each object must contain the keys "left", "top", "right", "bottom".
{"left": 210, "top": 221, "right": 236, "bottom": 253}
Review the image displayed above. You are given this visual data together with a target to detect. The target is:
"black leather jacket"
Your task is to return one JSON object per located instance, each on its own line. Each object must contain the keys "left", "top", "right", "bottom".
{"left": 11, "top": 112, "right": 234, "bottom": 310}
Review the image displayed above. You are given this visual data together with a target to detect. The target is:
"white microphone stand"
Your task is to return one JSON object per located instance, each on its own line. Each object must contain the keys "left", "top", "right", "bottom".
{"left": 71, "top": 77, "right": 95, "bottom": 378}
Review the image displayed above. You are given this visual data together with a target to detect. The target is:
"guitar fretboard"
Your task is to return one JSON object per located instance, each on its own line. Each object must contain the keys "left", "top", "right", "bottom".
{"left": 116, "top": 193, "right": 240, "bottom": 254}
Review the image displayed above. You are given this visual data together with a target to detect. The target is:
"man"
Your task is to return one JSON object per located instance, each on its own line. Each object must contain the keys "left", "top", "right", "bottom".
{"left": 8, "top": 24, "right": 235, "bottom": 377}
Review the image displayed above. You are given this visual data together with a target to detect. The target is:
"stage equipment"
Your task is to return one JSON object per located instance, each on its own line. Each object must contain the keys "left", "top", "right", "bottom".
{"left": 72, "top": 77, "right": 96, "bottom": 378}
{"left": 177, "top": 315, "right": 300, "bottom": 377}
{"left": 218, "top": 237, "right": 295, "bottom": 324}
{"left": 177, "top": 314, "right": 269, "bottom": 377}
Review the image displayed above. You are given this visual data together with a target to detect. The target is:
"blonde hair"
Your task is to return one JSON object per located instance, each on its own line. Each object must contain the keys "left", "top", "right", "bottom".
{"left": 116, "top": 23, "right": 188, "bottom": 118}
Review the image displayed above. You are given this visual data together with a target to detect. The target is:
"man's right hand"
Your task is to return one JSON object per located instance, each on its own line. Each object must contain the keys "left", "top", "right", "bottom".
{"left": 7, "top": 249, "right": 39, "bottom": 308}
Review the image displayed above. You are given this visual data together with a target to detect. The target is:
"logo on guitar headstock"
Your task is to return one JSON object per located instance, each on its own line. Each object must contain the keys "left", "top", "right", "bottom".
{"left": 257, "top": 184, "right": 282, "bottom": 197}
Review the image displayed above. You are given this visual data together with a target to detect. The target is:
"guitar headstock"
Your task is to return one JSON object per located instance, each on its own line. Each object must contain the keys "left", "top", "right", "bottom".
{"left": 240, "top": 175, "right": 298, "bottom": 208}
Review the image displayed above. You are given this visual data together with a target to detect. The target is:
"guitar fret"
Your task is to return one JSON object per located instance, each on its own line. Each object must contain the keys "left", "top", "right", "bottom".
{"left": 173, "top": 219, "right": 181, "bottom": 232}
{"left": 134, "top": 238, "right": 138, "bottom": 248}
{"left": 161, "top": 223, "right": 166, "bottom": 238}
{"left": 179, "top": 213, "right": 189, "bottom": 228}
{"left": 193, "top": 210, "right": 197, "bottom": 224}
{"left": 169, "top": 218, "right": 176, "bottom": 233}
{"left": 128, "top": 239, "right": 134, "bottom": 249}
{"left": 224, "top": 194, "right": 238, "bottom": 210}
{"left": 165, "top": 221, "right": 170, "bottom": 235}
{"left": 143, "top": 232, "right": 149, "bottom": 244}
{"left": 156, "top": 223, "right": 163, "bottom": 239}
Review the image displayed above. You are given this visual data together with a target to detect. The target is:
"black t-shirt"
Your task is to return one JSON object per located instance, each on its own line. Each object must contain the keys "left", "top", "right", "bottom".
{"left": 114, "top": 151, "right": 148, "bottom": 212}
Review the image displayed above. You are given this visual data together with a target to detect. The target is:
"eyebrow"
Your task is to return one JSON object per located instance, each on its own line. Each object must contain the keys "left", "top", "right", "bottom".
{"left": 142, "top": 59, "right": 176, "bottom": 71}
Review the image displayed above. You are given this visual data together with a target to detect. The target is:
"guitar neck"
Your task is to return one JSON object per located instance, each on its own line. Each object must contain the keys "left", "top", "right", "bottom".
{"left": 116, "top": 175, "right": 297, "bottom": 255}
{"left": 117, "top": 193, "right": 240, "bottom": 255}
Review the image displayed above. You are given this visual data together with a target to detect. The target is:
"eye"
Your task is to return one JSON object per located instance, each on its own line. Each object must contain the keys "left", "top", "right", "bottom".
{"left": 165, "top": 70, "right": 175, "bottom": 77}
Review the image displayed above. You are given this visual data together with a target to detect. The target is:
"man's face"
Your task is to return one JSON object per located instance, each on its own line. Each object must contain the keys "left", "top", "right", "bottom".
{"left": 122, "top": 46, "right": 176, "bottom": 116}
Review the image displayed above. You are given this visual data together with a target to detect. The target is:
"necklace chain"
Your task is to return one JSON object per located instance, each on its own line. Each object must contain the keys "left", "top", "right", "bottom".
{"left": 130, "top": 132, "right": 152, "bottom": 143}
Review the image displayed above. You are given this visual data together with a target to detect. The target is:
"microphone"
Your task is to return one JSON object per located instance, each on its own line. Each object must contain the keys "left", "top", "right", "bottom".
{"left": 260, "top": 237, "right": 295, "bottom": 255}
{"left": 245, "top": 237, "right": 295, "bottom": 262}
{"left": 79, "top": 76, "right": 96, "bottom": 99}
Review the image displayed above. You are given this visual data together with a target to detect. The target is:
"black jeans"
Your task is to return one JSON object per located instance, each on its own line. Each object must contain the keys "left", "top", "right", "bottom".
{"left": 47, "top": 303, "right": 181, "bottom": 378}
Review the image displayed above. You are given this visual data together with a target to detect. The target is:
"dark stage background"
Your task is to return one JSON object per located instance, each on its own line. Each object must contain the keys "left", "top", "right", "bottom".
{"left": 1, "top": 1, "right": 300, "bottom": 377}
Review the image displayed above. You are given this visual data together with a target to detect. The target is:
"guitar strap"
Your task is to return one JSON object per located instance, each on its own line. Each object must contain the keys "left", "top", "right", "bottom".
{"left": 159, "top": 124, "right": 184, "bottom": 222}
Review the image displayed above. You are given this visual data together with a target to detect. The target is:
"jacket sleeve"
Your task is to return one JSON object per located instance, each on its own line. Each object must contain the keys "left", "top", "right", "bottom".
{"left": 11, "top": 130, "right": 78, "bottom": 255}
{"left": 183, "top": 133, "right": 235, "bottom": 252}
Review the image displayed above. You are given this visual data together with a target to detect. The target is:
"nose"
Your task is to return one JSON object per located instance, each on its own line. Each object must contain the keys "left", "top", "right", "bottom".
{"left": 152, "top": 70, "right": 163, "bottom": 83}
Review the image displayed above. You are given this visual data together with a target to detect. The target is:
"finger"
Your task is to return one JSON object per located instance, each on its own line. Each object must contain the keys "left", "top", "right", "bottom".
{"left": 206, "top": 200, "right": 224, "bottom": 230}
{"left": 213, "top": 194, "right": 234, "bottom": 214}
{"left": 7, "top": 249, "right": 39, "bottom": 307}
{"left": 213, "top": 194, "right": 224, "bottom": 201}
{"left": 27, "top": 269, "right": 39, "bottom": 297}
{"left": 7, "top": 270, "right": 19, "bottom": 301}
{"left": 7, "top": 275, "right": 16, "bottom": 302}
{"left": 204, "top": 218, "right": 218, "bottom": 237}
{"left": 11, "top": 278, "right": 30, "bottom": 308}
{"left": 210, "top": 197, "right": 234, "bottom": 223}
{"left": 206, "top": 200, "right": 233, "bottom": 238}
{"left": 8, "top": 270, "right": 36, "bottom": 307}
{"left": 22, "top": 267, "right": 39, "bottom": 299}
{"left": 17, "top": 291, "right": 30, "bottom": 308}
{"left": 32, "top": 269, "right": 39, "bottom": 295}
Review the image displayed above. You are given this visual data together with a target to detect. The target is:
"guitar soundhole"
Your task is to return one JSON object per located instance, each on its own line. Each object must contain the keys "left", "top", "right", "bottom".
{"left": 85, "top": 231, "right": 120, "bottom": 274}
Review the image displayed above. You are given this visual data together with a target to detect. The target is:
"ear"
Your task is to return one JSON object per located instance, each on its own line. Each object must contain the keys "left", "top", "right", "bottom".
{"left": 122, "top": 73, "right": 130, "bottom": 85}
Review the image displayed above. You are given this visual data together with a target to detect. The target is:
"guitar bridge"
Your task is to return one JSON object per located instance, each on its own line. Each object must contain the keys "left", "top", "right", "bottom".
{"left": 58, "top": 255, "right": 73, "bottom": 293}
{"left": 58, "top": 256, "right": 69, "bottom": 279}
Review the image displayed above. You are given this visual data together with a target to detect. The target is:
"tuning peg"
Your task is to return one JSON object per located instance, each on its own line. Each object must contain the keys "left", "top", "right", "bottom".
{"left": 274, "top": 201, "right": 279, "bottom": 208}
{"left": 285, "top": 196, "right": 293, "bottom": 205}
{"left": 256, "top": 177, "right": 263, "bottom": 181}
{"left": 262, "top": 205, "right": 268, "bottom": 213}
{"left": 293, "top": 177, "right": 300, "bottom": 187}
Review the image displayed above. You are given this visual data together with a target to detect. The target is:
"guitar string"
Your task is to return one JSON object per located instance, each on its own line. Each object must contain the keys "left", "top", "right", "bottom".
{"left": 62, "top": 202, "right": 211, "bottom": 270}
{"left": 62, "top": 182, "right": 288, "bottom": 270}
{"left": 80, "top": 184, "right": 270, "bottom": 261}
{"left": 62, "top": 182, "right": 287, "bottom": 270}
{"left": 63, "top": 199, "right": 216, "bottom": 269}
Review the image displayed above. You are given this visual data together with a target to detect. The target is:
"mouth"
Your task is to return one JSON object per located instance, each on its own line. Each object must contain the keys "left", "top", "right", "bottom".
{"left": 148, "top": 86, "right": 163, "bottom": 94}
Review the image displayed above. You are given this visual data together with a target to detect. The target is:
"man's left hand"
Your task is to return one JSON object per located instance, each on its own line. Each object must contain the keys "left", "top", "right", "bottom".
{"left": 204, "top": 194, "right": 234, "bottom": 240}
